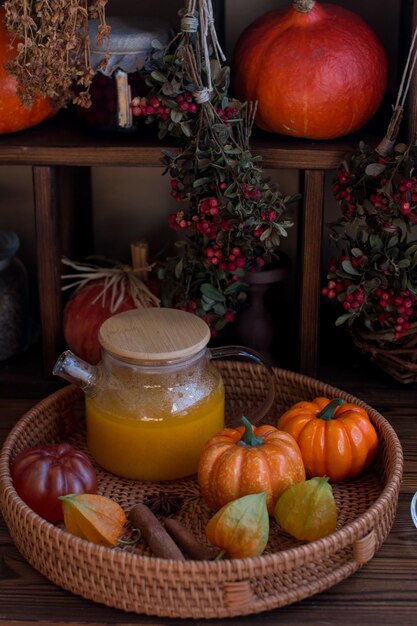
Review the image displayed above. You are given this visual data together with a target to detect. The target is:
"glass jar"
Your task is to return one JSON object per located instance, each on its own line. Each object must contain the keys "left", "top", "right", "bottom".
{"left": 53, "top": 308, "right": 274, "bottom": 481}
{"left": 77, "top": 16, "right": 171, "bottom": 133}
{"left": 0, "top": 231, "right": 30, "bottom": 361}
{"left": 85, "top": 345, "right": 224, "bottom": 481}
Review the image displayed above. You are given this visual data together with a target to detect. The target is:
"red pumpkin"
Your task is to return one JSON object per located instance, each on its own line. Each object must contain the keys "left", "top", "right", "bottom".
{"left": 63, "top": 280, "right": 137, "bottom": 364}
{"left": 0, "top": 7, "right": 56, "bottom": 134}
{"left": 11, "top": 442, "right": 97, "bottom": 523}
{"left": 232, "top": 0, "right": 388, "bottom": 140}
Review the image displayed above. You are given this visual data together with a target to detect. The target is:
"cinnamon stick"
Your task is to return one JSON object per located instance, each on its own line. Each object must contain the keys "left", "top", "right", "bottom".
{"left": 164, "top": 517, "right": 218, "bottom": 560}
{"left": 128, "top": 504, "right": 185, "bottom": 560}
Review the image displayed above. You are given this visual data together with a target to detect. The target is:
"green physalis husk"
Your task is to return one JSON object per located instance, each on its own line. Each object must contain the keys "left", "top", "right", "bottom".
{"left": 206, "top": 492, "right": 269, "bottom": 559}
{"left": 274, "top": 476, "right": 337, "bottom": 542}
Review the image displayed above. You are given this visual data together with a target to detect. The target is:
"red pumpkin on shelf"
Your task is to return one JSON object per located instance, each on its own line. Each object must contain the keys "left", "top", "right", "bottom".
{"left": 232, "top": 0, "right": 388, "bottom": 140}
{"left": 63, "top": 245, "right": 161, "bottom": 365}
{"left": 63, "top": 280, "right": 137, "bottom": 365}
{"left": 0, "top": 7, "right": 56, "bottom": 134}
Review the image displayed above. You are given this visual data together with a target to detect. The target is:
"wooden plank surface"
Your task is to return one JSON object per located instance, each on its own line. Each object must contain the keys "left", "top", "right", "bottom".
{"left": 1, "top": 393, "right": 417, "bottom": 626}
{"left": 33, "top": 166, "right": 65, "bottom": 376}
{"left": 298, "top": 169, "right": 325, "bottom": 377}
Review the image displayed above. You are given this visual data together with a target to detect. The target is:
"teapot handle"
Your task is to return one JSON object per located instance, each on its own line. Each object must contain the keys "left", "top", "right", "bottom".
{"left": 208, "top": 345, "right": 275, "bottom": 426}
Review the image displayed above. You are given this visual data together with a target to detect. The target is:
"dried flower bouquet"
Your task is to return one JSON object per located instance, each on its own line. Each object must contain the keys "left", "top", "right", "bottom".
{"left": 3, "top": 0, "right": 109, "bottom": 107}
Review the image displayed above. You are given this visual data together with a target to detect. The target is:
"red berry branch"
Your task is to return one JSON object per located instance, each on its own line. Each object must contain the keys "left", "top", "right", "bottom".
{"left": 324, "top": 140, "right": 417, "bottom": 342}
{"left": 136, "top": 0, "right": 297, "bottom": 334}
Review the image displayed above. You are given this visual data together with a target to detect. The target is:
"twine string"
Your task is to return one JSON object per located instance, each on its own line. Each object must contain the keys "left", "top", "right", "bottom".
{"left": 199, "top": 0, "right": 212, "bottom": 90}
{"left": 376, "top": 22, "right": 417, "bottom": 154}
{"left": 180, "top": 0, "right": 225, "bottom": 96}
{"left": 180, "top": 0, "right": 198, "bottom": 32}
{"left": 181, "top": 16, "right": 199, "bottom": 32}
{"left": 203, "top": 0, "right": 225, "bottom": 63}
{"left": 396, "top": 23, "right": 417, "bottom": 111}
{"left": 192, "top": 87, "right": 210, "bottom": 103}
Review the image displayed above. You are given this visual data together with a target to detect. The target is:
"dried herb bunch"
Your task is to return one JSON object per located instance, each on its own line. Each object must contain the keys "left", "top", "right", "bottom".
{"left": 3, "top": 0, "right": 110, "bottom": 107}
{"left": 134, "top": 0, "right": 296, "bottom": 334}
{"left": 323, "top": 139, "right": 417, "bottom": 342}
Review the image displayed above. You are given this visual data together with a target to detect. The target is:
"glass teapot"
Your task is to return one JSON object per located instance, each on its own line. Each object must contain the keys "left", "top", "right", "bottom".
{"left": 53, "top": 308, "right": 275, "bottom": 482}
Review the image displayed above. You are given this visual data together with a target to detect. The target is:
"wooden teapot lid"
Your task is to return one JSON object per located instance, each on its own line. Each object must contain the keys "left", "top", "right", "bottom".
{"left": 98, "top": 308, "right": 211, "bottom": 363}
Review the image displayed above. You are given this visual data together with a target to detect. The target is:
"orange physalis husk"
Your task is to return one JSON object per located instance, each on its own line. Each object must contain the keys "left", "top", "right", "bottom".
{"left": 205, "top": 492, "right": 269, "bottom": 559}
{"left": 59, "top": 493, "right": 126, "bottom": 546}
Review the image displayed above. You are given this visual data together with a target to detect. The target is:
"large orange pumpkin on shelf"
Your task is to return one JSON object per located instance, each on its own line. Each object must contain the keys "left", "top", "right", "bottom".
{"left": 232, "top": 0, "right": 388, "bottom": 140}
{"left": 0, "top": 7, "right": 56, "bottom": 134}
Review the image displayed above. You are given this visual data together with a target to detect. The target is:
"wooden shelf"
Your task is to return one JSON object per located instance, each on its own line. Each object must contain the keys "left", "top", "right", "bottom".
{"left": 0, "top": 103, "right": 408, "bottom": 379}
{"left": 0, "top": 105, "right": 394, "bottom": 169}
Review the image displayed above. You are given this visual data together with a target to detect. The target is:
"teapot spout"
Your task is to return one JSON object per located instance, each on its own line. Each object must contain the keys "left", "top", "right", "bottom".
{"left": 53, "top": 350, "right": 98, "bottom": 394}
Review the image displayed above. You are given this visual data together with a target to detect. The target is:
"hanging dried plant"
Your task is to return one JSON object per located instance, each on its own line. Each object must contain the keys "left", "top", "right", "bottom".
{"left": 322, "top": 24, "right": 417, "bottom": 383}
{"left": 3, "top": 0, "right": 110, "bottom": 108}
{"left": 133, "top": 0, "right": 297, "bottom": 333}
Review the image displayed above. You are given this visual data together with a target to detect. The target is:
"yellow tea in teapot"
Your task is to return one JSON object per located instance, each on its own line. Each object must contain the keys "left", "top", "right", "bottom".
{"left": 85, "top": 377, "right": 224, "bottom": 481}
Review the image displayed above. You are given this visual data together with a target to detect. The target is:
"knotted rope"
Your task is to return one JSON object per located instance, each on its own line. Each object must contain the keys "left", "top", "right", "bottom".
{"left": 179, "top": 0, "right": 225, "bottom": 103}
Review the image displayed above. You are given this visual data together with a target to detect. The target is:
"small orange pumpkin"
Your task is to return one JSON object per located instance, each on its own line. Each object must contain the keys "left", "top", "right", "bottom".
{"left": 197, "top": 416, "right": 305, "bottom": 515}
{"left": 277, "top": 397, "right": 379, "bottom": 482}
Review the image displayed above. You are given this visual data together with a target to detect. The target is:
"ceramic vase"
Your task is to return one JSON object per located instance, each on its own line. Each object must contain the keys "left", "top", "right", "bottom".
{"left": 236, "top": 254, "right": 290, "bottom": 361}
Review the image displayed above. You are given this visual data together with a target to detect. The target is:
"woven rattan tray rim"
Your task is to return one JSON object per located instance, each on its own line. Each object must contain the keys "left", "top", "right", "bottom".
{"left": 0, "top": 365, "right": 403, "bottom": 579}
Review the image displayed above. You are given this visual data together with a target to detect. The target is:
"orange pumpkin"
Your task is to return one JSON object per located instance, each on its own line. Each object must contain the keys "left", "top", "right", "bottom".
{"left": 0, "top": 7, "right": 56, "bottom": 134}
{"left": 232, "top": 0, "right": 388, "bottom": 140}
{"left": 277, "top": 397, "right": 379, "bottom": 482}
{"left": 197, "top": 416, "right": 305, "bottom": 515}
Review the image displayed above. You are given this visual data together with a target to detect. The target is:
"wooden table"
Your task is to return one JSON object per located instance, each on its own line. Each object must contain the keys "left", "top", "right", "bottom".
{"left": 1, "top": 392, "right": 417, "bottom": 626}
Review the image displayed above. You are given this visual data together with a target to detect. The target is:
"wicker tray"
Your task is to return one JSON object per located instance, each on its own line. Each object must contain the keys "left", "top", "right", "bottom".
{"left": 0, "top": 362, "right": 403, "bottom": 619}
